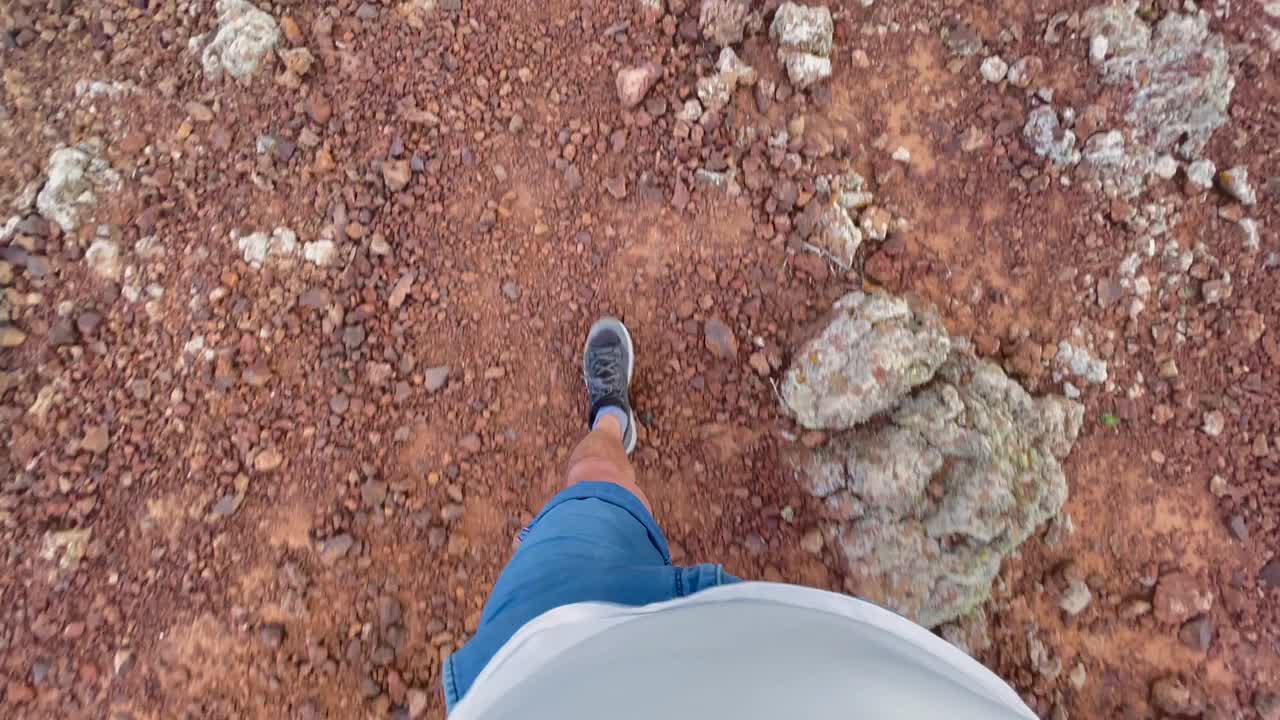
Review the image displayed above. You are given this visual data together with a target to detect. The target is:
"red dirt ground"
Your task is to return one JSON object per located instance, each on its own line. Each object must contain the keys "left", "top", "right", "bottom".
{"left": 1, "top": 0, "right": 1277, "bottom": 718}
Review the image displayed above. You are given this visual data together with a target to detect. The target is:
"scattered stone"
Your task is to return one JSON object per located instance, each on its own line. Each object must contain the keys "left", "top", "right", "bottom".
{"left": 778, "top": 50, "right": 831, "bottom": 90}
{"left": 0, "top": 325, "right": 26, "bottom": 348}
{"left": 715, "top": 46, "right": 757, "bottom": 87}
{"left": 1256, "top": 692, "right": 1280, "bottom": 720}
{"left": 1259, "top": 559, "right": 1280, "bottom": 588}
{"left": 1153, "top": 572, "right": 1213, "bottom": 625}
{"left": 1237, "top": 218, "right": 1261, "bottom": 252}
{"left": 1228, "top": 515, "right": 1247, "bottom": 542}
{"left": 1059, "top": 579, "right": 1093, "bottom": 616}
{"left": 696, "top": 75, "right": 732, "bottom": 115}
{"left": 198, "top": 0, "right": 282, "bottom": 83}
{"left": 1007, "top": 56, "right": 1041, "bottom": 88}
{"left": 260, "top": 623, "right": 285, "bottom": 649}
{"left": 604, "top": 176, "right": 627, "bottom": 199}
{"left": 800, "top": 201, "right": 862, "bottom": 269}
{"left": 1023, "top": 106, "right": 1079, "bottom": 165}
{"left": 941, "top": 22, "right": 983, "bottom": 57}
{"left": 1186, "top": 159, "right": 1216, "bottom": 188}
{"left": 424, "top": 366, "right": 450, "bottom": 393}
{"left": 700, "top": 0, "right": 749, "bottom": 47}
{"left": 40, "top": 528, "right": 92, "bottom": 569}
{"left": 782, "top": 291, "right": 950, "bottom": 430}
{"left": 771, "top": 2, "right": 834, "bottom": 89}
{"left": 979, "top": 55, "right": 1008, "bottom": 83}
{"left": 1151, "top": 676, "right": 1200, "bottom": 718}
{"left": 704, "top": 317, "right": 738, "bottom": 360}
{"left": 185, "top": 101, "right": 215, "bottom": 122}
{"left": 1201, "top": 410, "right": 1225, "bottom": 437}
{"left": 859, "top": 206, "right": 891, "bottom": 241}
{"left": 318, "top": 533, "right": 354, "bottom": 564}
{"left": 799, "top": 528, "right": 823, "bottom": 555}
{"left": 389, "top": 273, "right": 415, "bottom": 310}
{"left": 1178, "top": 616, "right": 1213, "bottom": 652}
{"left": 80, "top": 424, "right": 110, "bottom": 454}
{"left": 676, "top": 99, "right": 703, "bottom": 122}
{"left": 36, "top": 143, "right": 121, "bottom": 232}
{"left": 1152, "top": 154, "right": 1178, "bottom": 179}
{"left": 254, "top": 447, "right": 284, "bottom": 472}
{"left": 210, "top": 493, "right": 242, "bottom": 518}
{"left": 85, "top": 239, "right": 122, "bottom": 281}
{"left": 770, "top": 2, "right": 833, "bottom": 55}
{"left": 280, "top": 15, "right": 303, "bottom": 44}
{"left": 1069, "top": 663, "right": 1087, "bottom": 690}
{"left": 383, "top": 160, "right": 412, "bottom": 192}
{"left": 1028, "top": 632, "right": 1062, "bottom": 681}
{"left": 1055, "top": 341, "right": 1107, "bottom": 385}
{"left": 697, "top": 48, "right": 757, "bottom": 113}
{"left": 616, "top": 62, "right": 662, "bottom": 108}
{"left": 1218, "top": 166, "right": 1257, "bottom": 206}
{"left": 237, "top": 227, "right": 299, "bottom": 269}
{"left": 361, "top": 480, "right": 388, "bottom": 508}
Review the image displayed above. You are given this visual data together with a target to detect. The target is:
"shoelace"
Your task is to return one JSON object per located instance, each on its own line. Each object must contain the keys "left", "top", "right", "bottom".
{"left": 584, "top": 339, "right": 626, "bottom": 399}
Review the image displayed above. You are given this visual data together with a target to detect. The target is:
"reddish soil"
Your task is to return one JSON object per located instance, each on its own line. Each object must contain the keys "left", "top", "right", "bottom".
{"left": 0, "top": 0, "right": 1277, "bottom": 718}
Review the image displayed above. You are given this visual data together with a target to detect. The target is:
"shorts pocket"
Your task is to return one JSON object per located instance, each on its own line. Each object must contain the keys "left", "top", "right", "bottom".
{"left": 676, "top": 563, "right": 740, "bottom": 597}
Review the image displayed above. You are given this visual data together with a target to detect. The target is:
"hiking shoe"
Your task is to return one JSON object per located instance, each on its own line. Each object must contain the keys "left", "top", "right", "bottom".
{"left": 582, "top": 316, "right": 637, "bottom": 454}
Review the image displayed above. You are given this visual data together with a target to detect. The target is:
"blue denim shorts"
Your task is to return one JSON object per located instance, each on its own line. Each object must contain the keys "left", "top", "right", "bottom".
{"left": 442, "top": 481, "right": 738, "bottom": 710}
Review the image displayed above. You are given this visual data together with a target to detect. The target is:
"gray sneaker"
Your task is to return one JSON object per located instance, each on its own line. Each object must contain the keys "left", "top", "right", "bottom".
{"left": 582, "top": 317, "right": 637, "bottom": 454}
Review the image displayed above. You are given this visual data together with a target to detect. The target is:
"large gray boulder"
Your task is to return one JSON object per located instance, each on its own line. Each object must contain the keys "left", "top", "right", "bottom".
{"left": 794, "top": 340, "right": 1083, "bottom": 628}
{"left": 782, "top": 291, "right": 950, "bottom": 430}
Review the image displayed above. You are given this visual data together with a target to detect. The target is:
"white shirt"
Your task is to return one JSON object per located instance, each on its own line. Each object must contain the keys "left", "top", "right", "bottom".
{"left": 451, "top": 582, "right": 1035, "bottom": 719}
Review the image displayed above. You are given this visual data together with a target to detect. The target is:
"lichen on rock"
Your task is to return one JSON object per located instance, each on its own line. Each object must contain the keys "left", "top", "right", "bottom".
{"left": 36, "top": 141, "right": 121, "bottom": 232}
{"left": 784, "top": 293, "right": 1083, "bottom": 629}
{"left": 199, "top": 0, "right": 282, "bottom": 83}
{"left": 782, "top": 291, "right": 951, "bottom": 430}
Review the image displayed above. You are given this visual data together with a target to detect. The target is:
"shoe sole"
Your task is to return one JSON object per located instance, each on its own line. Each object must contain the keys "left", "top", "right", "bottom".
{"left": 583, "top": 317, "right": 637, "bottom": 454}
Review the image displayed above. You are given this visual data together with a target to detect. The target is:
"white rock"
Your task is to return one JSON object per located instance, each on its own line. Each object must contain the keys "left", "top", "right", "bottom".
{"left": 696, "top": 74, "right": 732, "bottom": 114}
{"left": 777, "top": 50, "right": 831, "bottom": 89}
{"left": 1237, "top": 218, "right": 1261, "bottom": 252}
{"left": 200, "top": 0, "right": 282, "bottom": 83}
{"left": 236, "top": 227, "right": 297, "bottom": 269}
{"left": 237, "top": 231, "right": 271, "bottom": 268}
{"left": 1059, "top": 579, "right": 1093, "bottom": 616}
{"left": 769, "top": 2, "right": 834, "bottom": 56}
{"left": 716, "top": 47, "right": 757, "bottom": 87}
{"left": 1152, "top": 155, "right": 1178, "bottom": 180}
{"left": 1056, "top": 341, "right": 1108, "bottom": 385}
{"left": 1201, "top": 410, "right": 1225, "bottom": 437}
{"left": 84, "top": 239, "right": 122, "bottom": 282}
{"left": 1218, "top": 165, "right": 1257, "bottom": 206}
{"left": 303, "top": 240, "right": 336, "bottom": 266}
{"left": 1186, "top": 159, "right": 1215, "bottom": 188}
{"left": 892, "top": 146, "right": 911, "bottom": 163}
{"left": 36, "top": 144, "right": 121, "bottom": 232}
{"left": 980, "top": 55, "right": 1008, "bottom": 82}
{"left": 1089, "top": 34, "right": 1109, "bottom": 65}
{"left": 676, "top": 99, "right": 703, "bottom": 122}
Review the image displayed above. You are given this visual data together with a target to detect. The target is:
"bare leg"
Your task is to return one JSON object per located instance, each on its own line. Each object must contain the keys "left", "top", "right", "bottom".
{"left": 564, "top": 415, "right": 652, "bottom": 513}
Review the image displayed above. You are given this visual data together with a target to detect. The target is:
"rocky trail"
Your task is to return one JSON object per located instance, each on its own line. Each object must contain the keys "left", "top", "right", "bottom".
{"left": 1, "top": 0, "right": 1278, "bottom": 718}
